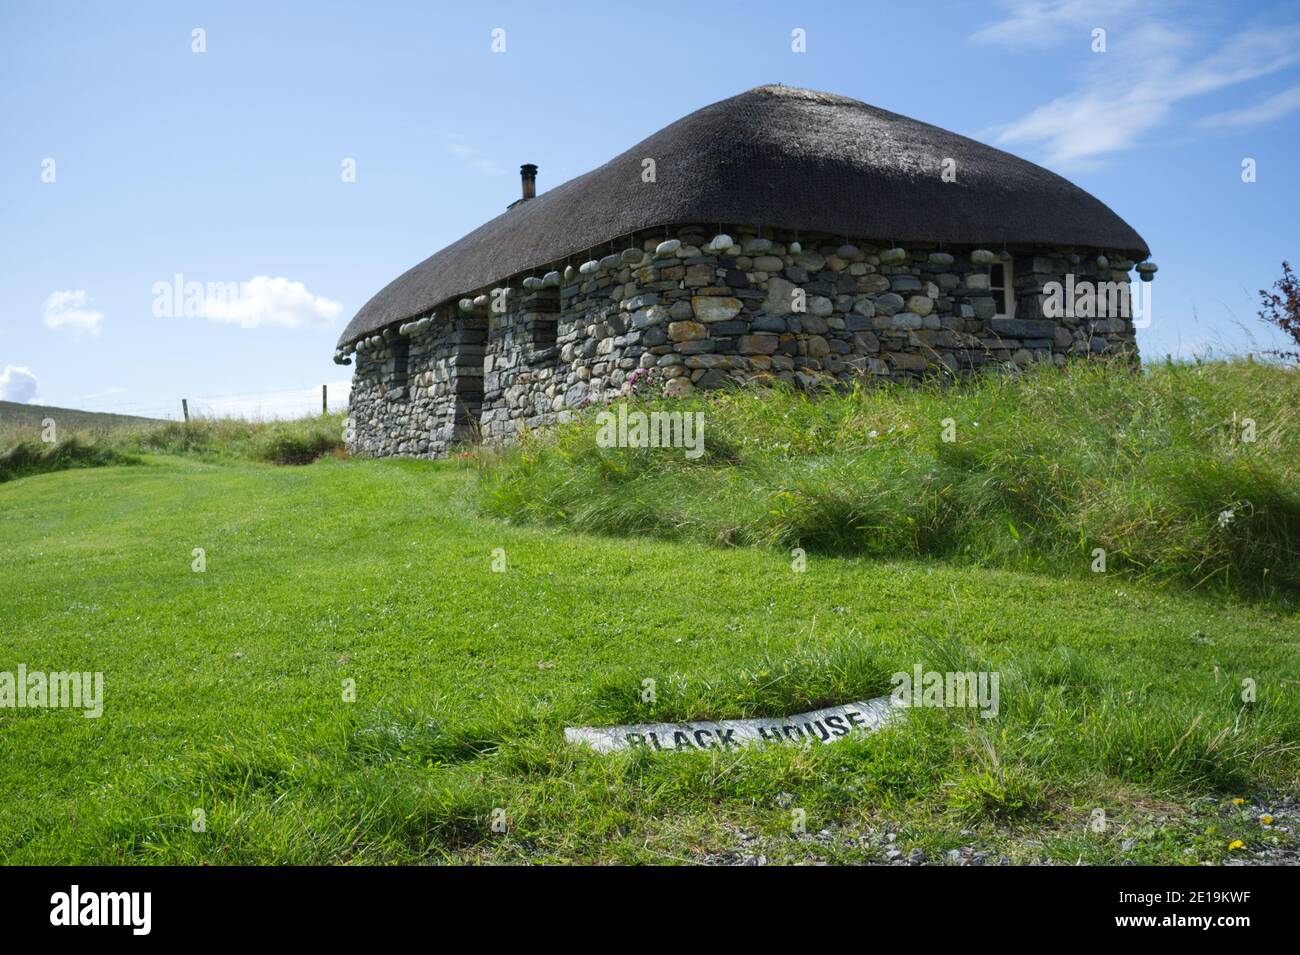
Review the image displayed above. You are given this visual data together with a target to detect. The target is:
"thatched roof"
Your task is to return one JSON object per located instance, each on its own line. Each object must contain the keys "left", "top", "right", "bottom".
{"left": 339, "top": 85, "right": 1148, "bottom": 347}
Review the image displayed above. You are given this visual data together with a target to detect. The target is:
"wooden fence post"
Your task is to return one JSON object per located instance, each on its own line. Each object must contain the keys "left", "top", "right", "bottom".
{"left": 182, "top": 398, "right": 189, "bottom": 423}
{"left": 322, "top": 384, "right": 328, "bottom": 415}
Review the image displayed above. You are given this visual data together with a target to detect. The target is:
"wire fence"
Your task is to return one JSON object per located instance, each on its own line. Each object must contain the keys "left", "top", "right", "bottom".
{"left": 69, "top": 380, "right": 353, "bottom": 422}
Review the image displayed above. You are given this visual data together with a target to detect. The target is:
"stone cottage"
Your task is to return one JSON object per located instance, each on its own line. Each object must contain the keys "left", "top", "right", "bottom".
{"left": 336, "top": 85, "right": 1154, "bottom": 458}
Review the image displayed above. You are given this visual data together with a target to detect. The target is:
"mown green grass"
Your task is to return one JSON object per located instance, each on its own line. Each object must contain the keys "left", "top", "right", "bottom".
{"left": 478, "top": 360, "right": 1300, "bottom": 599}
{"left": 1, "top": 453, "right": 1295, "bottom": 864}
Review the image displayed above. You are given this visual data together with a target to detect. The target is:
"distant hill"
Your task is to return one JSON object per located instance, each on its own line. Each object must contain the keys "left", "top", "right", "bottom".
{"left": 0, "top": 401, "right": 164, "bottom": 432}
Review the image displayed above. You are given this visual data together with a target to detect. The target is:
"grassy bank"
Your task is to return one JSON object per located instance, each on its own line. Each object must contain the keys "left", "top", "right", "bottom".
{"left": 0, "top": 399, "right": 161, "bottom": 432}
{"left": 0, "top": 436, "right": 137, "bottom": 483}
{"left": 0, "top": 413, "right": 346, "bottom": 480}
{"left": 477, "top": 360, "right": 1300, "bottom": 599}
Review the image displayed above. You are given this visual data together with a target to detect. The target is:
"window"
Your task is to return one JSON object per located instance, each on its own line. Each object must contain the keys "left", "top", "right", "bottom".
{"left": 391, "top": 338, "right": 410, "bottom": 393}
{"left": 990, "top": 259, "right": 1015, "bottom": 319}
{"left": 530, "top": 317, "right": 558, "bottom": 361}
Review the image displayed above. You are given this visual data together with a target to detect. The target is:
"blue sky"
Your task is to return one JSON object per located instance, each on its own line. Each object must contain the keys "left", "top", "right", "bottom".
{"left": 2, "top": 0, "right": 1298, "bottom": 417}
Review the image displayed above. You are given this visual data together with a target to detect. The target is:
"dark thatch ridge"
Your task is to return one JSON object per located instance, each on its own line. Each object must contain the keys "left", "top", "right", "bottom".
{"left": 339, "top": 85, "right": 1149, "bottom": 347}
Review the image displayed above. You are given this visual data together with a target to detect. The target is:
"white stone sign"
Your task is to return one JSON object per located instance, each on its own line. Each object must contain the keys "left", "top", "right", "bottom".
{"left": 564, "top": 696, "right": 899, "bottom": 754}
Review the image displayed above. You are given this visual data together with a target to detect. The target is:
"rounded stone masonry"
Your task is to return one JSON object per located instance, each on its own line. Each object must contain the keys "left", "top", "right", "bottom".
{"left": 343, "top": 223, "right": 1145, "bottom": 457}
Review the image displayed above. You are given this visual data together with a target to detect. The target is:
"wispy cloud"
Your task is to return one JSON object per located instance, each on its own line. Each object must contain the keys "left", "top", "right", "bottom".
{"left": 973, "top": 0, "right": 1143, "bottom": 47}
{"left": 978, "top": 4, "right": 1300, "bottom": 167}
{"left": 1199, "top": 83, "right": 1300, "bottom": 128}
{"left": 80, "top": 386, "right": 126, "bottom": 401}
{"left": 443, "top": 133, "right": 504, "bottom": 175}
{"left": 43, "top": 290, "right": 104, "bottom": 335}
{"left": 0, "top": 365, "right": 39, "bottom": 403}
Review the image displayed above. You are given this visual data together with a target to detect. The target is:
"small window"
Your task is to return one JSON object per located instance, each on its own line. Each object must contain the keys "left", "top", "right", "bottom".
{"left": 391, "top": 338, "right": 410, "bottom": 392}
{"left": 990, "top": 260, "right": 1015, "bottom": 319}
{"left": 530, "top": 318, "right": 558, "bottom": 363}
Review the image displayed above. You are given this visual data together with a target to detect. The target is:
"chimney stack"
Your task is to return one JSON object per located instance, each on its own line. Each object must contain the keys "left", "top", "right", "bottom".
{"left": 520, "top": 163, "right": 537, "bottom": 201}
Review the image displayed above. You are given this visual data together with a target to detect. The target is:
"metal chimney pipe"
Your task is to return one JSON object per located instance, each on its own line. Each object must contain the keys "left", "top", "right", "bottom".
{"left": 520, "top": 163, "right": 537, "bottom": 201}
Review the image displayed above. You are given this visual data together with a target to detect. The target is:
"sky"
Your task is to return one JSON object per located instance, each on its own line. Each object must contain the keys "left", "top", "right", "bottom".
{"left": 2, "top": 0, "right": 1298, "bottom": 418}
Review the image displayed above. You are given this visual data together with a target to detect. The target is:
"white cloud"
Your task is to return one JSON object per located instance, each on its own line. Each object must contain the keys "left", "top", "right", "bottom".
{"left": 979, "top": 7, "right": 1300, "bottom": 167}
{"left": 43, "top": 289, "right": 104, "bottom": 335}
{"left": 1199, "top": 83, "right": 1300, "bottom": 128}
{"left": 197, "top": 276, "right": 343, "bottom": 329}
{"left": 0, "top": 365, "right": 39, "bottom": 404}
{"left": 443, "top": 133, "right": 504, "bottom": 175}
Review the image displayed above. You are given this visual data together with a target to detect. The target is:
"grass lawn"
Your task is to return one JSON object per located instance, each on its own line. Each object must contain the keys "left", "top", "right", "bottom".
{"left": 1, "top": 451, "right": 1296, "bottom": 864}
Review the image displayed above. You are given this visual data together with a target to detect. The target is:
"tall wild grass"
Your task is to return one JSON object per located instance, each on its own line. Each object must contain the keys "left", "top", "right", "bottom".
{"left": 477, "top": 360, "right": 1300, "bottom": 598}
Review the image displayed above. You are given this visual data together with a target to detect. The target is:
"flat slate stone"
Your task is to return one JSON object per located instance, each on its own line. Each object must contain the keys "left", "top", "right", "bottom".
{"left": 990, "top": 318, "right": 1058, "bottom": 338}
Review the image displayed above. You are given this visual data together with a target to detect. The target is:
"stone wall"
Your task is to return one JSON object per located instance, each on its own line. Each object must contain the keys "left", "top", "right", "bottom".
{"left": 344, "top": 223, "right": 1145, "bottom": 457}
{"left": 481, "top": 286, "right": 561, "bottom": 444}
{"left": 347, "top": 311, "right": 486, "bottom": 457}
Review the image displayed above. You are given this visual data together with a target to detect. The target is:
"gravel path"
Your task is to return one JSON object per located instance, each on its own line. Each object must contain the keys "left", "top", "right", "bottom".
{"left": 700, "top": 794, "right": 1299, "bottom": 866}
